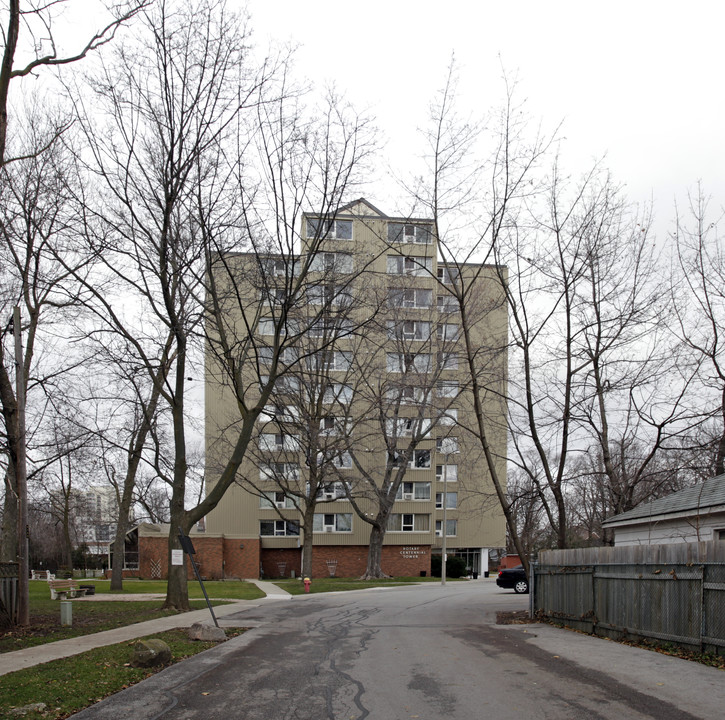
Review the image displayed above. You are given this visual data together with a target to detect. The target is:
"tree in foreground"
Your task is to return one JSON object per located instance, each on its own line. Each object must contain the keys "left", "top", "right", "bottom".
{"left": 70, "top": 0, "right": 373, "bottom": 609}
{"left": 0, "top": 0, "right": 147, "bottom": 625}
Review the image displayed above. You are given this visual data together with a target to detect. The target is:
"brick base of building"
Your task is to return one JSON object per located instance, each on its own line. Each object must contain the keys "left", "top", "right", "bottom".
{"left": 134, "top": 533, "right": 431, "bottom": 580}
{"left": 137, "top": 535, "right": 261, "bottom": 580}
{"left": 262, "top": 544, "right": 431, "bottom": 579}
{"left": 103, "top": 569, "right": 140, "bottom": 579}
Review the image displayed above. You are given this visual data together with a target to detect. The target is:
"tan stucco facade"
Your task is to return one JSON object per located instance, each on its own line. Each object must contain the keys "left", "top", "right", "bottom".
{"left": 204, "top": 199, "right": 507, "bottom": 577}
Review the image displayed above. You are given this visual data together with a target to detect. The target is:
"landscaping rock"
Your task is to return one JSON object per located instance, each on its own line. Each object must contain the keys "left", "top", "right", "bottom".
{"left": 188, "top": 622, "right": 226, "bottom": 642}
{"left": 9, "top": 702, "right": 47, "bottom": 716}
{"left": 131, "top": 638, "right": 172, "bottom": 667}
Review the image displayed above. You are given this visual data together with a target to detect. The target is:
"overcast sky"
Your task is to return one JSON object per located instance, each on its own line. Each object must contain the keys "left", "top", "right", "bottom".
{"left": 245, "top": 0, "right": 725, "bottom": 235}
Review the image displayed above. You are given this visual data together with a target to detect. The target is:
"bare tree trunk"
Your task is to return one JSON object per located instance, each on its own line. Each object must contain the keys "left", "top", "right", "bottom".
{"left": 717, "top": 388, "right": 725, "bottom": 476}
{"left": 109, "top": 481, "right": 135, "bottom": 591}
{"left": 300, "top": 504, "right": 316, "bottom": 578}
{"left": 361, "top": 523, "right": 388, "bottom": 579}
{"left": 163, "top": 493, "right": 191, "bottom": 612}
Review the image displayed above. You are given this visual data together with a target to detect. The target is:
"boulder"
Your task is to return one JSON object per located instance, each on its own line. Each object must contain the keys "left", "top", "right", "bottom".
{"left": 131, "top": 638, "right": 172, "bottom": 667}
{"left": 188, "top": 622, "right": 226, "bottom": 642}
{"left": 9, "top": 703, "right": 47, "bottom": 716}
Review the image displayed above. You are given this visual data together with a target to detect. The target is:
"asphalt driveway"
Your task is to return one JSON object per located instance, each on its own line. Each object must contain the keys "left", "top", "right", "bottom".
{"left": 71, "top": 580, "right": 725, "bottom": 719}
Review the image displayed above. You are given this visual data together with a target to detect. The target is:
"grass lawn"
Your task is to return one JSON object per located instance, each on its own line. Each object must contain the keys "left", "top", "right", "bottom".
{"left": 0, "top": 580, "right": 263, "bottom": 654}
{"left": 0, "top": 627, "right": 246, "bottom": 720}
{"left": 70, "top": 577, "right": 265, "bottom": 599}
{"left": 271, "top": 575, "right": 454, "bottom": 595}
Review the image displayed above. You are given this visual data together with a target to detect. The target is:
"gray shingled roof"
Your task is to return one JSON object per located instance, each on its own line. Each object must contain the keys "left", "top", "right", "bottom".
{"left": 602, "top": 474, "right": 725, "bottom": 526}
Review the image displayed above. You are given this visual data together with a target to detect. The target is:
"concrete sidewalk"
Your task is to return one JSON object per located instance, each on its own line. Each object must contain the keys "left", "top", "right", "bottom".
{"left": 0, "top": 580, "right": 291, "bottom": 677}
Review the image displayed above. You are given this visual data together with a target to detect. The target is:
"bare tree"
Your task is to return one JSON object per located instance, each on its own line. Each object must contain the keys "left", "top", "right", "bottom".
{"left": 67, "top": 0, "right": 374, "bottom": 609}
{"left": 234, "top": 309, "right": 368, "bottom": 579}
{"left": 405, "top": 67, "right": 550, "bottom": 573}
{"left": 673, "top": 186, "right": 725, "bottom": 474}
{"left": 0, "top": 114, "right": 91, "bottom": 564}
{"left": 339, "top": 272, "right": 457, "bottom": 579}
{"left": 0, "top": 0, "right": 147, "bottom": 625}
{"left": 0, "top": 0, "right": 149, "bottom": 167}
{"left": 35, "top": 406, "right": 99, "bottom": 571}
{"left": 77, "top": 346, "right": 168, "bottom": 590}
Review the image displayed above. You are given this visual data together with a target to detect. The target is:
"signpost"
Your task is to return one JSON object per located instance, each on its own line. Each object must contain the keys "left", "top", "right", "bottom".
{"left": 177, "top": 527, "right": 219, "bottom": 628}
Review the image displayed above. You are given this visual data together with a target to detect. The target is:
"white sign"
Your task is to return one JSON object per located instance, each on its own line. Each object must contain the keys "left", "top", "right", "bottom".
{"left": 171, "top": 549, "right": 184, "bottom": 566}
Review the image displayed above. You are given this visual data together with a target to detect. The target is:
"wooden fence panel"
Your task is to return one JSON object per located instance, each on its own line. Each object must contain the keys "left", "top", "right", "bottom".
{"left": 0, "top": 562, "right": 18, "bottom": 625}
{"left": 534, "top": 543, "right": 725, "bottom": 653}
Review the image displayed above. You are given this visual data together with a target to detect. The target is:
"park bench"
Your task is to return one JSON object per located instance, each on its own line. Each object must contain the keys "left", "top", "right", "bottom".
{"left": 31, "top": 569, "right": 55, "bottom": 581}
{"left": 49, "top": 579, "right": 86, "bottom": 600}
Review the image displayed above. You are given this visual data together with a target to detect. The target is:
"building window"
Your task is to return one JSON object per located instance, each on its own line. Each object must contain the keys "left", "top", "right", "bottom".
{"left": 275, "top": 375, "right": 301, "bottom": 394}
{"left": 388, "top": 513, "right": 430, "bottom": 532}
{"left": 439, "top": 409, "right": 458, "bottom": 426}
{"left": 308, "top": 284, "right": 353, "bottom": 308}
{"left": 388, "top": 288, "right": 433, "bottom": 309}
{"left": 313, "top": 513, "right": 353, "bottom": 532}
{"left": 319, "top": 415, "right": 350, "bottom": 436}
{"left": 259, "top": 433, "right": 300, "bottom": 452}
{"left": 435, "top": 519, "right": 457, "bottom": 537}
{"left": 396, "top": 481, "right": 431, "bottom": 501}
{"left": 437, "top": 266, "right": 459, "bottom": 284}
{"left": 435, "top": 464, "right": 458, "bottom": 482}
{"left": 386, "top": 352, "right": 432, "bottom": 373}
{"left": 309, "top": 351, "right": 352, "bottom": 372}
{"left": 259, "top": 404, "right": 300, "bottom": 424}
{"left": 387, "top": 320, "right": 431, "bottom": 341}
{"left": 437, "top": 352, "right": 459, "bottom": 370}
{"left": 386, "top": 417, "right": 431, "bottom": 437}
{"left": 411, "top": 449, "right": 431, "bottom": 469}
{"left": 387, "top": 255, "right": 432, "bottom": 276}
{"left": 261, "top": 258, "right": 287, "bottom": 277}
{"left": 386, "top": 385, "right": 426, "bottom": 405}
{"left": 260, "top": 492, "right": 295, "bottom": 509}
{"left": 437, "top": 295, "right": 458, "bottom": 313}
{"left": 717, "top": 529, "right": 725, "bottom": 540}
{"left": 308, "top": 316, "right": 353, "bottom": 338}
{"left": 261, "top": 286, "right": 288, "bottom": 305}
{"left": 316, "top": 482, "right": 349, "bottom": 501}
{"left": 307, "top": 218, "right": 353, "bottom": 240}
{"left": 317, "top": 452, "right": 352, "bottom": 470}
{"left": 310, "top": 252, "right": 353, "bottom": 273}
{"left": 437, "top": 322, "right": 460, "bottom": 341}
{"left": 323, "top": 383, "right": 353, "bottom": 404}
{"left": 437, "top": 381, "right": 459, "bottom": 398}
{"left": 259, "top": 462, "right": 300, "bottom": 483}
{"left": 387, "top": 222, "right": 432, "bottom": 245}
{"left": 260, "top": 519, "right": 299, "bottom": 536}
{"left": 259, "top": 346, "right": 298, "bottom": 366}
{"left": 435, "top": 492, "right": 457, "bottom": 509}
{"left": 436, "top": 437, "right": 459, "bottom": 454}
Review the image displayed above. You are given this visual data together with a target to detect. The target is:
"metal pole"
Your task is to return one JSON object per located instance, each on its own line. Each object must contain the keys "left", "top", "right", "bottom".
{"left": 441, "top": 455, "right": 447, "bottom": 587}
{"left": 13, "top": 308, "right": 29, "bottom": 625}
{"left": 178, "top": 528, "right": 219, "bottom": 627}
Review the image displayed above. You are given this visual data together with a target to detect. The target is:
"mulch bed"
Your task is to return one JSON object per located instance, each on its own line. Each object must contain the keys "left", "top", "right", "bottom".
{"left": 496, "top": 610, "right": 540, "bottom": 625}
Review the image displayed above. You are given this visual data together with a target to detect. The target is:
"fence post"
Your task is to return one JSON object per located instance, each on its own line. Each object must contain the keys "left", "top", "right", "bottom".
{"left": 529, "top": 561, "right": 536, "bottom": 619}
{"left": 700, "top": 564, "right": 706, "bottom": 652}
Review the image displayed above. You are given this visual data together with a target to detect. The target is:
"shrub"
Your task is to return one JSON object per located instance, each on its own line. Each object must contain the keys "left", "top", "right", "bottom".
{"left": 430, "top": 554, "right": 467, "bottom": 578}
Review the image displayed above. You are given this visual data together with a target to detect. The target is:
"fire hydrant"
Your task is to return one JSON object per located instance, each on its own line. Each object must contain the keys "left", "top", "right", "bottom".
{"left": 303, "top": 577, "right": 311, "bottom": 593}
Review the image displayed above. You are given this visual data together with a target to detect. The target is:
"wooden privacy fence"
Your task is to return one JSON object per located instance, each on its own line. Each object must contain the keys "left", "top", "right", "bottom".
{"left": 534, "top": 542, "right": 725, "bottom": 654}
{"left": 0, "top": 562, "right": 18, "bottom": 626}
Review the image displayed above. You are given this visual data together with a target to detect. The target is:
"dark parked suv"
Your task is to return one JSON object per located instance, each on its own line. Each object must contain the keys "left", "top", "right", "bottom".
{"left": 496, "top": 565, "right": 529, "bottom": 594}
